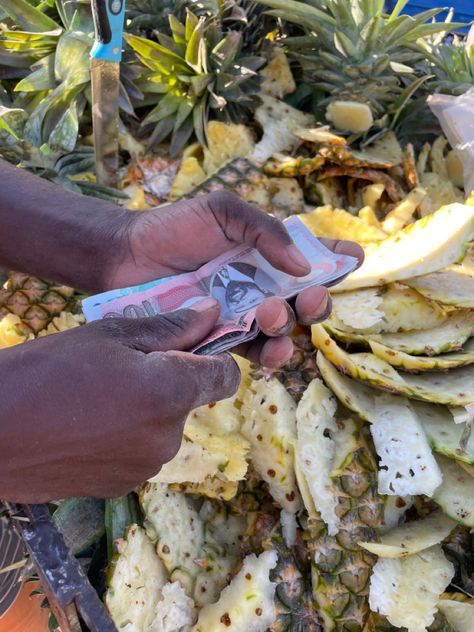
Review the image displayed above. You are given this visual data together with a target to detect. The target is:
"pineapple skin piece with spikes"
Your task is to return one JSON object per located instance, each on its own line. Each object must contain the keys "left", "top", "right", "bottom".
{"left": 305, "top": 417, "right": 383, "bottom": 632}
{"left": 192, "top": 551, "right": 278, "bottom": 632}
{"left": 0, "top": 271, "right": 77, "bottom": 335}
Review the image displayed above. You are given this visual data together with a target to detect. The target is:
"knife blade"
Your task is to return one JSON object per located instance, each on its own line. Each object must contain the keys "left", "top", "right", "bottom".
{"left": 90, "top": 0, "right": 126, "bottom": 187}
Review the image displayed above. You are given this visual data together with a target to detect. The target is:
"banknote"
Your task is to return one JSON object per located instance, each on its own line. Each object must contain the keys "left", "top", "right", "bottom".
{"left": 82, "top": 216, "right": 358, "bottom": 354}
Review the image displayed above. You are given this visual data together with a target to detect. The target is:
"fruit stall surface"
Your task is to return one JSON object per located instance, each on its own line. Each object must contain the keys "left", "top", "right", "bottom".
{"left": 1, "top": 0, "right": 474, "bottom": 631}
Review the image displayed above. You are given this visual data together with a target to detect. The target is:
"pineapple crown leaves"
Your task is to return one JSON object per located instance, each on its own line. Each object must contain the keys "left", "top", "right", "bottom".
{"left": 419, "top": 28, "right": 474, "bottom": 96}
{"left": 126, "top": 9, "right": 265, "bottom": 156}
{"left": 254, "top": 0, "right": 463, "bottom": 114}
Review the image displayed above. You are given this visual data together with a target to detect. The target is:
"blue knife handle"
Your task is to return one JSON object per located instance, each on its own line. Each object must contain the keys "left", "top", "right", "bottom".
{"left": 91, "top": 0, "right": 125, "bottom": 62}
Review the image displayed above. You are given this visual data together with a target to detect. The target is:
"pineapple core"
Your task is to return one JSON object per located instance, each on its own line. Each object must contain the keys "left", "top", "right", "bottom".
{"left": 326, "top": 100, "right": 374, "bottom": 133}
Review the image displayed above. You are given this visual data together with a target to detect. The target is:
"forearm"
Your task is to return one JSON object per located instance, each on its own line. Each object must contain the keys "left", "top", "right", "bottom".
{"left": 0, "top": 159, "right": 132, "bottom": 291}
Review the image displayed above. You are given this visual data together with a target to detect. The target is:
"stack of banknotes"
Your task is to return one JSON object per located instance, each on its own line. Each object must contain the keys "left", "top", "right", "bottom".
{"left": 82, "top": 217, "right": 358, "bottom": 355}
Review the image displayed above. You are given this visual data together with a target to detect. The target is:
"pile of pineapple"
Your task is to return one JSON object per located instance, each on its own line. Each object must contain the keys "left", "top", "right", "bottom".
{"left": 2, "top": 0, "right": 474, "bottom": 631}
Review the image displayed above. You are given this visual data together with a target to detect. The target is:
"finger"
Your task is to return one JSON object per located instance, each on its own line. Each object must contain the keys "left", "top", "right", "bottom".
{"left": 319, "top": 238, "right": 364, "bottom": 268}
{"left": 234, "top": 335, "right": 294, "bottom": 368}
{"left": 149, "top": 350, "right": 241, "bottom": 408}
{"left": 255, "top": 297, "right": 296, "bottom": 338}
{"left": 206, "top": 191, "right": 311, "bottom": 276}
{"left": 295, "top": 286, "right": 332, "bottom": 326}
{"left": 90, "top": 298, "right": 220, "bottom": 353}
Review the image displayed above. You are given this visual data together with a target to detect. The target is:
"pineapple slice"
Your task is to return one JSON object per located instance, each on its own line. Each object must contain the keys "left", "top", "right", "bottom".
{"left": 358, "top": 205, "right": 382, "bottom": 228}
{"left": 359, "top": 511, "right": 456, "bottom": 558}
{"left": 325, "top": 309, "right": 474, "bottom": 356}
{"left": 0, "top": 314, "right": 29, "bottom": 348}
{"left": 381, "top": 495, "right": 414, "bottom": 534}
{"left": 446, "top": 149, "right": 465, "bottom": 189}
{"left": 373, "top": 310, "right": 474, "bottom": 356}
{"left": 361, "top": 183, "right": 385, "bottom": 211}
{"left": 381, "top": 187, "right": 427, "bottom": 234}
{"left": 295, "top": 378, "right": 340, "bottom": 535}
{"left": 331, "top": 285, "right": 447, "bottom": 334}
{"left": 192, "top": 551, "right": 278, "bottom": 632}
{"left": 369, "top": 339, "right": 474, "bottom": 372}
{"left": 250, "top": 95, "right": 314, "bottom": 164}
{"left": 241, "top": 377, "right": 303, "bottom": 515}
{"left": 432, "top": 456, "right": 474, "bottom": 527}
{"left": 298, "top": 205, "right": 387, "bottom": 245}
{"left": 325, "top": 100, "right": 373, "bottom": 133}
{"left": 105, "top": 524, "right": 169, "bottom": 632}
{"left": 203, "top": 122, "right": 255, "bottom": 175}
{"left": 260, "top": 46, "right": 296, "bottom": 99}
{"left": 140, "top": 483, "right": 241, "bottom": 606}
{"left": 412, "top": 401, "right": 474, "bottom": 465}
{"left": 405, "top": 266, "right": 474, "bottom": 308}
{"left": 170, "top": 157, "right": 206, "bottom": 200}
{"left": 148, "top": 582, "right": 196, "bottom": 632}
{"left": 312, "top": 324, "right": 474, "bottom": 406}
{"left": 149, "top": 437, "right": 247, "bottom": 485}
{"left": 438, "top": 598, "right": 474, "bottom": 632}
{"left": 419, "top": 173, "right": 464, "bottom": 216}
{"left": 369, "top": 395, "right": 442, "bottom": 497}
{"left": 169, "top": 479, "right": 239, "bottom": 502}
{"left": 334, "top": 203, "right": 474, "bottom": 292}
{"left": 368, "top": 545, "right": 454, "bottom": 632}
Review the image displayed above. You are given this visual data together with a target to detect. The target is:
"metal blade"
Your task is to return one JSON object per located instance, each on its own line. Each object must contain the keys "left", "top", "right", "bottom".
{"left": 91, "top": 58, "right": 120, "bottom": 187}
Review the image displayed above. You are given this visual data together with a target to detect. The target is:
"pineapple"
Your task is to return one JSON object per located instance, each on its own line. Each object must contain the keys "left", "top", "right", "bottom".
{"left": 359, "top": 512, "right": 456, "bottom": 559}
{"left": 369, "top": 339, "right": 474, "bottom": 372}
{"left": 405, "top": 267, "right": 474, "bottom": 309}
{"left": 192, "top": 551, "right": 278, "bottom": 632}
{"left": 325, "top": 101, "right": 373, "bottom": 134}
{"left": 256, "top": 0, "right": 453, "bottom": 125}
{"left": 0, "top": 271, "right": 78, "bottom": 336}
{"left": 334, "top": 204, "right": 474, "bottom": 292}
{"left": 368, "top": 545, "right": 454, "bottom": 632}
{"left": 304, "top": 416, "right": 383, "bottom": 631}
{"left": 125, "top": 11, "right": 265, "bottom": 156}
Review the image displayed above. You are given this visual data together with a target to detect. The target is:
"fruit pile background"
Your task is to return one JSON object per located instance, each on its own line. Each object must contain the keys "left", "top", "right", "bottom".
{"left": 1, "top": 1, "right": 474, "bottom": 631}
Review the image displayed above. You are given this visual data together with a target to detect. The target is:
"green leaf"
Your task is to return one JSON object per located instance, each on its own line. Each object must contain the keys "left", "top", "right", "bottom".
{"left": 185, "top": 10, "right": 199, "bottom": 41}
{"left": 47, "top": 98, "right": 79, "bottom": 151}
{"left": 0, "top": 0, "right": 60, "bottom": 32}
{"left": 170, "top": 113, "right": 194, "bottom": 157}
{"left": 142, "top": 92, "right": 181, "bottom": 125}
{"left": 185, "top": 16, "right": 206, "bottom": 72}
{"left": 124, "top": 33, "right": 190, "bottom": 74}
{"left": 105, "top": 494, "right": 140, "bottom": 560}
{"left": 15, "top": 57, "right": 55, "bottom": 92}
{"left": 0, "top": 105, "right": 27, "bottom": 138}
{"left": 192, "top": 96, "right": 207, "bottom": 146}
{"left": 253, "top": 0, "right": 335, "bottom": 25}
{"left": 387, "top": 0, "right": 409, "bottom": 21}
{"left": 54, "top": 31, "right": 91, "bottom": 85}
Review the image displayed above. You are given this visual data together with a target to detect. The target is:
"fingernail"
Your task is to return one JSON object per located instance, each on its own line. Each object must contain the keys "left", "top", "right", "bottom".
{"left": 308, "top": 291, "right": 329, "bottom": 316}
{"left": 287, "top": 245, "right": 311, "bottom": 273}
{"left": 190, "top": 297, "right": 219, "bottom": 312}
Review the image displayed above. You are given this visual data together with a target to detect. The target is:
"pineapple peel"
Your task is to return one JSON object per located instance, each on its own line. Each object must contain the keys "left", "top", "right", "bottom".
{"left": 432, "top": 455, "right": 474, "bottom": 527}
{"left": 369, "top": 545, "right": 455, "bottom": 632}
{"left": 105, "top": 524, "right": 169, "bottom": 632}
{"left": 295, "top": 378, "right": 340, "bottom": 534}
{"left": 192, "top": 551, "right": 278, "bottom": 632}
{"left": 359, "top": 511, "right": 456, "bottom": 559}
{"left": 438, "top": 598, "right": 474, "bottom": 632}
{"left": 241, "top": 377, "right": 303, "bottom": 514}
{"left": 334, "top": 203, "right": 474, "bottom": 292}
{"left": 405, "top": 266, "right": 474, "bottom": 308}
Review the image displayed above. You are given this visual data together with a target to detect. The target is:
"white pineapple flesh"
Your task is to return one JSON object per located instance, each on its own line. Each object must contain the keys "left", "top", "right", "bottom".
{"left": 432, "top": 455, "right": 474, "bottom": 527}
{"left": 334, "top": 203, "right": 474, "bottom": 292}
{"left": 299, "top": 205, "right": 387, "bottom": 245}
{"left": 405, "top": 266, "right": 474, "bottom": 308}
{"left": 369, "top": 395, "right": 442, "bottom": 497}
{"left": 148, "top": 582, "right": 196, "bottom": 632}
{"left": 437, "top": 599, "right": 474, "bottom": 632}
{"left": 325, "top": 100, "right": 374, "bottom": 133}
{"left": 192, "top": 551, "right": 278, "bottom": 632}
{"left": 359, "top": 511, "right": 456, "bottom": 558}
{"left": 241, "top": 377, "right": 303, "bottom": 514}
{"left": 105, "top": 524, "right": 169, "bottom": 632}
{"left": 330, "top": 284, "right": 447, "bottom": 334}
{"left": 295, "top": 378, "right": 340, "bottom": 535}
{"left": 381, "top": 187, "right": 427, "bottom": 234}
{"left": 368, "top": 545, "right": 454, "bottom": 632}
{"left": 411, "top": 400, "right": 474, "bottom": 465}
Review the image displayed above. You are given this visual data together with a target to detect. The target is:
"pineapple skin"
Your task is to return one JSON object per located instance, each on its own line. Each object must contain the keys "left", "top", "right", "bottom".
{"left": 0, "top": 271, "right": 77, "bottom": 335}
{"left": 305, "top": 420, "right": 383, "bottom": 632}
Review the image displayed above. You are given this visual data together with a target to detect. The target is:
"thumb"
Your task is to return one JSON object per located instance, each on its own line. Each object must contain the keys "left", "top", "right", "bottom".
{"left": 92, "top": 298, "right": 220, "bottom": 353}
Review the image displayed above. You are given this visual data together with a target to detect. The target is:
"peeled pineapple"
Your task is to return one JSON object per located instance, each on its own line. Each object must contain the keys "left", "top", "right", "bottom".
{"left": 326, "top": 100, "right": 374, "bottom": 133}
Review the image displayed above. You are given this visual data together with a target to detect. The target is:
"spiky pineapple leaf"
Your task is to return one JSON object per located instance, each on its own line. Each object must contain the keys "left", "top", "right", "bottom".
{"left": 0, "top": 0, "right": 60, "bottom": 32}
